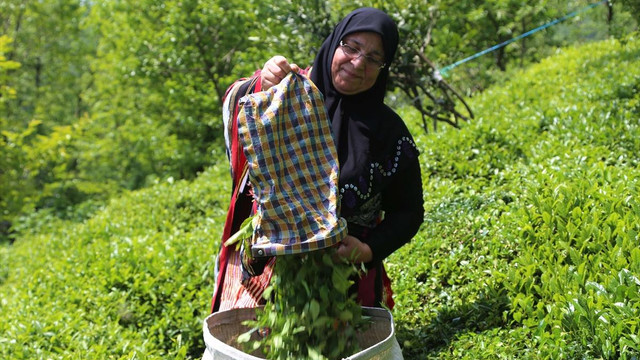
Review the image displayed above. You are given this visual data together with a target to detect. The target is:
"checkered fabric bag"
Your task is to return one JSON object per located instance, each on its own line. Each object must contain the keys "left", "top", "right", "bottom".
{"left": 237, "top": 72, "right": 347, "bottom": 258}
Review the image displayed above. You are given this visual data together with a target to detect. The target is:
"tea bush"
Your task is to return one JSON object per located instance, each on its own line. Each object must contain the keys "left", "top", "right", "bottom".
{"left": 1, "top": 34, "right": 640, "bottom": 359}
{"left": 391, "top": 33, "right": 640, "bottom": 359}
{"left": 0, "top": 164, "right": 230, "bottom": 359}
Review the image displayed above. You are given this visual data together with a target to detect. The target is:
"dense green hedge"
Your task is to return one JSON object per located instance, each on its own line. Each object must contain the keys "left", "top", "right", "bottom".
{"left": 0, "top": 164, "right": 230, "bottom": 358}
{"left": 391, "top": 34, "right": 640, "bottom": 359}
{"left": 1, "top": 35, "right": 639, "bottom": 359}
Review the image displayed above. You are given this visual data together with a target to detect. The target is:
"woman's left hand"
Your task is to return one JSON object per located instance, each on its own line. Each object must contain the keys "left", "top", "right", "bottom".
{"left": 336, "top": 235, "right": 372, "bottom": 264}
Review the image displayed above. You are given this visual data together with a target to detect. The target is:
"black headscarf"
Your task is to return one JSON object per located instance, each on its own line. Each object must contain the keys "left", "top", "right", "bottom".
{"left": 310, "top": 8, "right": 407, "bottom": 211}
{"left": 311, "top": 7, "right": 399, "bottom": 112}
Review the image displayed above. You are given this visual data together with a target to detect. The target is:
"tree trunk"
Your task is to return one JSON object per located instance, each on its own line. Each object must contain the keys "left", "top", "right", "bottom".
{"left": 495, "top": 46, "right": 506, "bottom": 71}
{"left": 35, "top": 56, "right": 42, "bottom": 89}
{"left": 607, "top": 0, "right": 614, "bottom": 37}
{"left": 521, "top": 18, "right": 527, "bottom": 68}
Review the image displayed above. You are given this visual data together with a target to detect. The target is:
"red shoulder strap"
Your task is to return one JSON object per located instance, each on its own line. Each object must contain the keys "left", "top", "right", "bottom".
{"left": 211, "top": 75, "right": 260, "bottom": 312}
{"left": 230, "top": 75, "right": 261, "bottom": 188}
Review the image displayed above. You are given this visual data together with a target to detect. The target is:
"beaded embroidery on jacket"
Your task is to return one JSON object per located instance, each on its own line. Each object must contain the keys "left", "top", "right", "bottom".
{"left": 340, "top": 136, "right": 418, "bottom": 228}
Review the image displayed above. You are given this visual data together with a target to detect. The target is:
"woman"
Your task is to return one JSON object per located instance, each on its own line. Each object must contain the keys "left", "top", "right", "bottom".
{"left": 211, "top": 7, "right": 423, "bottom": 313}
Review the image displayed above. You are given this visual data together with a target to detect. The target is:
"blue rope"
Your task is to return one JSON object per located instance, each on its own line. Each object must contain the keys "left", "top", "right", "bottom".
{"left": 438, "top": 0, "right": 608, "bottom": 77}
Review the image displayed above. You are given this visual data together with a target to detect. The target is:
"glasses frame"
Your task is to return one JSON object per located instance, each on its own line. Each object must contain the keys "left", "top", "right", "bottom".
{"left": 339, "top": 40, "right": 386, "bottom": 70}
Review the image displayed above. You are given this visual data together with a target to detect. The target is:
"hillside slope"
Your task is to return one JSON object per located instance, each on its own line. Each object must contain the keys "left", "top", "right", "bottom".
{"left": 1, "top": 34, "right": 639, "bottom": 359}
{"left": 391, "top": 34, "right": 640, "bottom": 359}
{"left": 0, "top": 164, "right": 231, "bottom": 358}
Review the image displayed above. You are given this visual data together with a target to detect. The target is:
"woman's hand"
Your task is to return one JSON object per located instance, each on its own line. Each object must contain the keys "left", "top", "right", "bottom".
{"left": 260, "top": 55, "right": 300, "bottom": 90}
{"left": 336, "top": 235, "right": 373, "bottom": 264}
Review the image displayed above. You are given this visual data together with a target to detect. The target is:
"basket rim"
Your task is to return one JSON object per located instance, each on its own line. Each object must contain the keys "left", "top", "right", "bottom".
{"left": 202, "top": 306, "right": 396, "bottom": 359}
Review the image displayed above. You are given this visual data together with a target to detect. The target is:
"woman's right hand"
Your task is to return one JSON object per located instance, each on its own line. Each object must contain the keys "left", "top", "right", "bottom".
{"left": 260, "top": 55, "right": 300, "bottom": 90}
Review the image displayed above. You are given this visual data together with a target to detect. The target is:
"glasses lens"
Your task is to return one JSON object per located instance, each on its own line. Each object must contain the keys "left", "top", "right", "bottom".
{"left": 341, "top": 41, "right": 385, "bottom": 69}
{"left": 366, "top": 56, "right": 384, "bottom": 68}
{"left": 341, "top": 42, "right": 358, "bottom": 56}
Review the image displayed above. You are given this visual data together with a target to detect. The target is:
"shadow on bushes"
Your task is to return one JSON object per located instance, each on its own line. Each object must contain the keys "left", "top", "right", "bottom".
{"left": 396, "top": 285, "right": 511, "bottom": 358}
{"left": 0, "top": 220, "right": 14, "bottom": 244}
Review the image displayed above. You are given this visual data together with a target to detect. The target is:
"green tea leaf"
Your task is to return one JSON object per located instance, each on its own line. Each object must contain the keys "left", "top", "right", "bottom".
{"left": 309, "top": 299, "right": 320, "bottom": 320}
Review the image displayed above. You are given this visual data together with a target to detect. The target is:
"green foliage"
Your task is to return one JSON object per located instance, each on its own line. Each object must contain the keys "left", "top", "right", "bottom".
{"left": 1, "top": 119, "right": 42, "bottom": 229}
{"left": 618, "top": 0, "right": 640, "bottom": 23}
{"left": 0, "top": 163, "right": 229, "bottom": 359}
{"left": 252, "top": 0, "right": 338, "bottom": 67}
{"left": 0, "top": 0, "right": 95, "bottom": 128}
{"left": 0, "top": 1, "right": 104, "bottom": 230}
{"left": 388, "top": 34, "right": 640, "bottom": 359}
{"left": 3, "top": 2, "right": 640, "bottom": 358}
{"left": 1, "top": 36, "right": 25, "bottom": 234}
{"left": 84, "top": 0, "right": 231, "bottom": 188}
{"left": 438, "top": 0, "right": 637, "bottom": 93}
{"left": 0, "top": 35, "right": 20, "bottom": 106}
{"left": 3, "top": 0, "right": 638, "bottom": 229}
{"left": 0, "top": 112, "right": 120, "bottom": 235}
{"left": 240, "top": 251, "right": 366, "bottom": 359}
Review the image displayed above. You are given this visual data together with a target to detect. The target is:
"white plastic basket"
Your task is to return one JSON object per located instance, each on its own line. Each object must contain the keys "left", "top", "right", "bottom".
{"left": 202, "top": 306, "right": 403, "bottom": 360}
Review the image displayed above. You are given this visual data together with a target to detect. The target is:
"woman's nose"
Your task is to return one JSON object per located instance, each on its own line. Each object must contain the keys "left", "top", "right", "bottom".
{"left": 350, "top": 55, "right": 367, "bottom": 68}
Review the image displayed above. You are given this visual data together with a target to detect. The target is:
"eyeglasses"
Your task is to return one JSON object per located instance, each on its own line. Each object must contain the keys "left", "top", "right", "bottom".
{"left": 339, "top": 40, "right": 386, "bottom": 69}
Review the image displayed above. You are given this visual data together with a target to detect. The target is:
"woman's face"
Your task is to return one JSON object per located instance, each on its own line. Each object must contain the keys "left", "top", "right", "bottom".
{"left": 331, "top": 32, "right": 385, "bottom": 96}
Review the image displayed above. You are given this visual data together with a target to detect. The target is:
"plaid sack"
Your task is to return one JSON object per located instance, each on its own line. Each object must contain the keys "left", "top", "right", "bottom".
{"left": 237, "top": 72, "right": 347, "bottom": 258}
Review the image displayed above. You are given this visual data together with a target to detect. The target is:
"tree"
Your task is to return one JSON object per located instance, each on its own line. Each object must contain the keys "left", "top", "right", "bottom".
{"left": 1, "top": 35, "right": 25, "bottom": 239}
{"left": 0, "top": 1, "right": 99, "bottom": 229}
{"left": 3, "top": 0, "right": 635, "bottom": 230}
{"left": 0, "top": 0, "right": 95, "bottom": 129}
{"left": 83, "top": 0, "right": 277, "bottom": 190}
{"left": 616, "top": 0, "right": 640, "bottom": 23}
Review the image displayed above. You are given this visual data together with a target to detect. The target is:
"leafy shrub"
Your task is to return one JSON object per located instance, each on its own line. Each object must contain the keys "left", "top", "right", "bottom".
{"left": 0, "top": 164, "right": 229, "bottom": 359}
{"left": 2, "top": 34, "right": 640, "bottom": 359}
{"left": 390, "top": 33, "right": 640, "bottom": 359}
